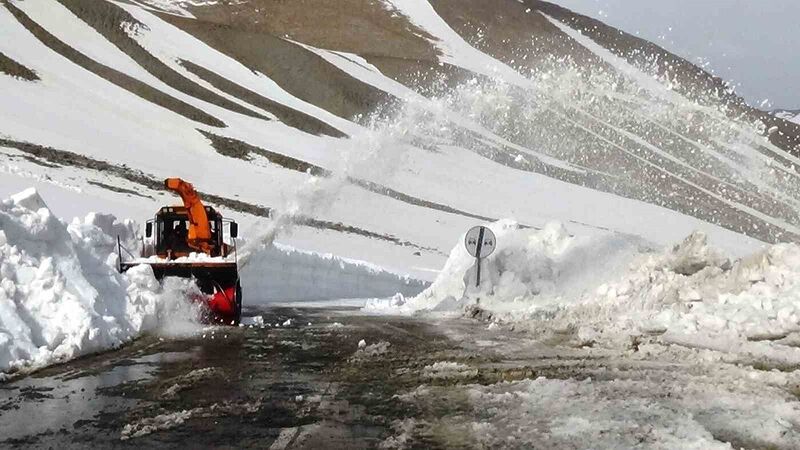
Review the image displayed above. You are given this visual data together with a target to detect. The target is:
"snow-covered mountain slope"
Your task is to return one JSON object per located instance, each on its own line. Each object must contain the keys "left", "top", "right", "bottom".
{"left": 2, "top": 0, "right": 799, "bottom": 282}
{"left": 775, "top": 109, "right": 800, "bottom": 125}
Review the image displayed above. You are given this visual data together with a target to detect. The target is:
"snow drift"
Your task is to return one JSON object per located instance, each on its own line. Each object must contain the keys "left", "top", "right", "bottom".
{"left": 0, "top": 188, "right": 197, "bottom": 377}
{"left": 240, "top": 242, "right": 428, "bottom": 303}
{"left": 366, "top": 220, "right": 652, "bottom": 314}
{"left": 367, "top": 220, "right": 800, "bottom": 362}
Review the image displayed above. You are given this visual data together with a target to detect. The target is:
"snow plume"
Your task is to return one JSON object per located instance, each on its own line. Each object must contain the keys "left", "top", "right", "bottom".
{"left": 0, "top": 189, "right": 198, "bottom": 377}
{"left": 443, "top": 63, "right": 800, "bottom": 219}
{"left": 239, "top": 109, "right": 418, "bottom": 265}
{"left": 239, "top": 174, "right": 339, "bottom": 262}
{"left": 348, "top": 45, "right": 800, "bottom": 242}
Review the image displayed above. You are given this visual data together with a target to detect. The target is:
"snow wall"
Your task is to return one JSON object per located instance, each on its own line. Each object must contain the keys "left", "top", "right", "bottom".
{"left": 239, "top": 243, "right": 429, "bottom": 303}
{"left": 0, "top": 188, "right": 201, "bottom": 377}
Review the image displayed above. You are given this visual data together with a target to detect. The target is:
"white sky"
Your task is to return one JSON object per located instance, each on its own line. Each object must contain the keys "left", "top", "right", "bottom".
{"left": 551, "top": 0, "right": 800, "bottom": 110}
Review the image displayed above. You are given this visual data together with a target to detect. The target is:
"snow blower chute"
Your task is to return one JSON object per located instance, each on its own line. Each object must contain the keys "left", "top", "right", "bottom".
{"left": 117, "top": 178, "right": 242, "bottom": 325}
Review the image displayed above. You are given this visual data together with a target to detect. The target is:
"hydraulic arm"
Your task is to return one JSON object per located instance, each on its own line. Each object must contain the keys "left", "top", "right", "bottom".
{"left": 164, "top": 177, "right": 212, "bottom": 253}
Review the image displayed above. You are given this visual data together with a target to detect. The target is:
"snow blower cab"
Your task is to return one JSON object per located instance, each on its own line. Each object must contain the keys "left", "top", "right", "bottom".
{"left": 118, "top": 178, "right": 242, "bottom": 325}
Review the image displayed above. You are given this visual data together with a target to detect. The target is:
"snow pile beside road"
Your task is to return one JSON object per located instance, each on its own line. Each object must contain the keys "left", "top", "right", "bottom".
{"left": 555, "top": 233, "right": 800, "bottom": 353}
{"left": 372, "top": 219, "right": 800, "bottom": 361}
{"left": 366, "top": 220, "right": 649, "bottom": 314}
{"left": 0, "top": 189, "right": 191, "bottom": 377}
{"left": 240, "top": 242, "right": 428, "bottom": 303}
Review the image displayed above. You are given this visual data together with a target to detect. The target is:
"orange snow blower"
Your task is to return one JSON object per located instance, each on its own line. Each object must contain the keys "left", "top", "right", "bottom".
{"left": 118, "top": 178, "right": 242, "bottom": 325}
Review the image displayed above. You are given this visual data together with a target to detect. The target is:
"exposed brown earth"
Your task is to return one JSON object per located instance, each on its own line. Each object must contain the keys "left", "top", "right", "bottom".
{"left": 0, "top": 51, "right": 38, "bottom": 81}
{"left": 2, "top": 0, "right": 226, "bottom": 127}
{"left": 87, "top": 180, "right": 154, "bottom": 199}
{"left": 427, "top": 0, "right": 609, "bottom": 71}
{"left": 180, "top": 59, "right": 347, "bottom": 138}
{"left": 178, "top": 0, "right": 438, "bottom": 64}
{"left": 199, "top": 129, "right": 332, "bottom": 174}
{"left": 56, "top": 0, "right": 271, "bottom": 122}
{"left": 160, "top": 0, "right": 482, "bottom": 112}
{"left": 159, "top": 13, "right": 399, "bottom": 122}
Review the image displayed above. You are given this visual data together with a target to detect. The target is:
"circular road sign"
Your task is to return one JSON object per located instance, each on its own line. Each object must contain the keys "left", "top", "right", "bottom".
{"left": 464, "top": 226, "right": 496, "bottom": 258}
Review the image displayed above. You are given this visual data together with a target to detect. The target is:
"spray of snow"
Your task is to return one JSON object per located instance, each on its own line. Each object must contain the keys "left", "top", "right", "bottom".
{"left": 0, "top": 188, "right": 200, "bottom": 377}
{"left": 238, "top": 107, "right": 417, "bottom": 262}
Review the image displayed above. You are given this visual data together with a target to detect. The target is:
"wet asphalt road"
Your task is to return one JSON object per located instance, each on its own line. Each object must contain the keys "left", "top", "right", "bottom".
{"left": 3, "top": 306, "right": 796, "bottom": 449}
{"left": 0, "top": 306, "right": 497, "bottom": 449}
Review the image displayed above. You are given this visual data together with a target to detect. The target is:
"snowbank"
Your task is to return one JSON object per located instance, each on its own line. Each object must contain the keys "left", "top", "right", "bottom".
{"left": 557, "top": 233, "right": 800, "bottom": 355}
{"left": 240, "top": 242, "right": 428, "bottom": 303}
{"left": 369, "top": 220, "right": 800, "bottom": 361}
{"left": 0, "top": 189, "right": 196, "bottom": 377}
{"left": 365, "top": 220, "right": 651, "bottom": 314}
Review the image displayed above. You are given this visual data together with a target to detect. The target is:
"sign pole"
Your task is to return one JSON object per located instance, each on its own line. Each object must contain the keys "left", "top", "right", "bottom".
{"left": 475, "top": 227, "right": 485, "bottom": 287}
{"left": 465, "top": 225, "right": 495, "bottom": 289}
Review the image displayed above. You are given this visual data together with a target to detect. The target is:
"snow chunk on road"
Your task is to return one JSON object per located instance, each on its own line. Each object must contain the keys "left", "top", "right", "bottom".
{"left": 422, "top": 362, "right": 477, "bottom": 380}
{"left": 120, "top": 399, "right": 262, "bottom": 440}
{"left": 120, "top": 409, "right": 194, "bottom": 440}
{"left": 0, "top": 188, "right": 193, "bottom": 377}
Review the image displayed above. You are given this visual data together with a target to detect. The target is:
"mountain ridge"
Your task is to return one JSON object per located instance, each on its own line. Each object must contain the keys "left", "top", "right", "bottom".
{"left": 1, "top": 0, "right": 796, "bottom": 277}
